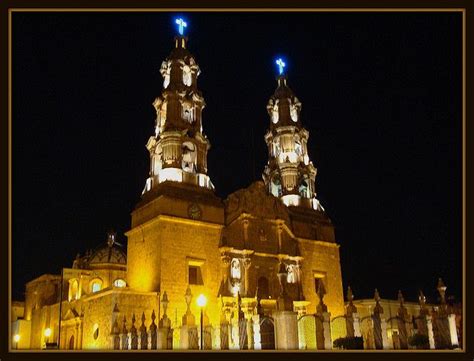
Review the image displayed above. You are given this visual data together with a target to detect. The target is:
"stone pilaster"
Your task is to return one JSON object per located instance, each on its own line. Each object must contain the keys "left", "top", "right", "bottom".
{"left": 273, "top": 310, "right": 298, "bottom": 350}
{"left": 252, "top": 314, "right": 262, "bottom": 350}
{"left": 447, "top": 314, "right": 459, "bottom": 347}
{"left": 380, "top": 317, "right": 389, "bottom": 349}
{"left": 242, "top": 257, "right": 252, "bottom": 297}
{"left": 322, "top": 312, "right": 332, "bottom": 350}
{"left": 426, "top": 315, "right": 436, "bottom": 349}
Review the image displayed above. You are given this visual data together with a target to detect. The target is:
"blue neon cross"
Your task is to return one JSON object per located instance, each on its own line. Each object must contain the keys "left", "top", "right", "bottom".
{"left": 175, "top": 18, "right": 187, "bottom": 35}
{"left": 276, "top": 58, "right": 286, "bottom": 75}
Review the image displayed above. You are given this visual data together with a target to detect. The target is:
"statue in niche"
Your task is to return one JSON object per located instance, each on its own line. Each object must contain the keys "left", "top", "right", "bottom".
{"left": 286, "top": 264, "right": 296, "bottom": 284}
{"left": 182, "top": 142, "right": 197, "bottom": 173}
{"left": 273, "top": 139, "right": 281, "bottom": 157}
{"left": 259, "top": 228, "right": 267, "bottom": 242}
{"left": 182, "top": 103, "right": 194, "bottom": 123}
{"left": 230, "top": 258, "right": 241, "bottom": 280}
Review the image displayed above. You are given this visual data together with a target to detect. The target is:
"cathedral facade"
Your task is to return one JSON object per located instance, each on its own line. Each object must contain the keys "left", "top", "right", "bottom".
{"left": 13, "top": 22, "right": 428, "bottom": 351}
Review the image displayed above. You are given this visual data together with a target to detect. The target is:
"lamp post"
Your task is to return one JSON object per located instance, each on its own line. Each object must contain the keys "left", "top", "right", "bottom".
{"left": 13, "top": 334, "right": 20, "bottom": 350}
{"left": 196, "top": 294, "right": 207, "bottom": 350}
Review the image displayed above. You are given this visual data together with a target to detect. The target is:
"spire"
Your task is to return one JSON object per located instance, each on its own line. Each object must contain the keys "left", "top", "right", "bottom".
{"left": 142, "top": 17, "right": 213, "bottom": 195}
{"left": 418, "top": 290, "right": 429, "bottom": 316}
{"left": 373, "top": 288, "right": 383, "bottom": 315}
{"left": 262, "top": 58, "right": 322, "bottom": 210}
{"left": 346, "top": 286, "right": 357, "bottom": 316}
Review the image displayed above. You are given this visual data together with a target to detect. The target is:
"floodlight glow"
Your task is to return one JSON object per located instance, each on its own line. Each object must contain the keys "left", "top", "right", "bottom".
{"left": 13, "top": 334, "right": 20, "bottom": 343}
{"left": 196, "top": 294, "right": 207, "bottom": 307}
{"left": 44, "top": 328, "right": 52, "bottom": 337}
{"left": 175, "top": 18, "right": 187, "bottom": 35}
{"left": 276, "top": 58, "right": 286, "bottom": 75}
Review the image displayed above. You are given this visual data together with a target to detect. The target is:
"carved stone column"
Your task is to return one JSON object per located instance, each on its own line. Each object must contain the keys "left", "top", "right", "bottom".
{"left": 242, "top": 219, "right": 249, "bottom": 249}
{"left": 276, "top": 222, "right": 284, "bottom": 253}
{"left": 242, "top": 257, "right": 252, "bottom": 297}
{"left": 294, "top": 260, "right": 304, "bottom": 301}
{"left": 221, "top": 254, "right": 231, "bottom": 294}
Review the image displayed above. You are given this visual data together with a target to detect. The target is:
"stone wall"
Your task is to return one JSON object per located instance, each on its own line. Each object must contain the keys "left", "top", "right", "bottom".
{"left": 297, "top": 239, "right": 344, "bottom": 320}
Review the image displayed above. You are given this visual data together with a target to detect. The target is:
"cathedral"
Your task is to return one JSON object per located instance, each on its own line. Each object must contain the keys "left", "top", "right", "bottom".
{"left": 10, "top": 18, "right": 461, "bottom": 351}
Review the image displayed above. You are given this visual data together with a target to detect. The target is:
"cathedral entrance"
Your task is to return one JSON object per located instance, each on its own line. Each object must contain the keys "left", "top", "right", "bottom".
{"left": 260, "top": 317, "right": 275, "bottom": 349}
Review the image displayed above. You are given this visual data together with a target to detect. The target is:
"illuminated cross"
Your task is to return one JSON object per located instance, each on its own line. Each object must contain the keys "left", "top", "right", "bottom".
{"left": 276, "top": 58, "right": 286, "bottom": 75}
{"left": 175, "top": 18, "right": 187, "bottom": 36}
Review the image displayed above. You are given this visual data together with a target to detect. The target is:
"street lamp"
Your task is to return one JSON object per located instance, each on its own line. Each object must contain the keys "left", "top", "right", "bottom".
{"left": 196, "top": 294, "right": 207, "bottom": 350}
{"left": 44, "top": 328, "right": 52, "bottom": 348}
{"left": 13, "top": 334, "right": 20, "bottom": 350}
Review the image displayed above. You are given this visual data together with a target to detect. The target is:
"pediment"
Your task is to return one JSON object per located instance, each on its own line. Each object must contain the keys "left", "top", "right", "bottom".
{"left": 224, "top": 181, "right": 290, "bottom": 224}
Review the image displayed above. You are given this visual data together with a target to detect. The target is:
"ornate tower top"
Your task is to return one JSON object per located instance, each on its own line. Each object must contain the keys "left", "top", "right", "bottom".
{"left": 262, "top": 58, "right": 323, "bottom": 210}
{"left": 142, "top": 18, "right": 213, "bottom": 195}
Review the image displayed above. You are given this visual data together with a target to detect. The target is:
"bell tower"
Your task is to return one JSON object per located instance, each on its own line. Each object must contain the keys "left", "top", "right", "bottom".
{"left": 142, "top": 18, "right": 213, "bottom": 194}
{"left": 262, "top": 58, "right": 323, "bottom": 210}
{"left": 127, "top": 19, "right": 224, "bottom": 316}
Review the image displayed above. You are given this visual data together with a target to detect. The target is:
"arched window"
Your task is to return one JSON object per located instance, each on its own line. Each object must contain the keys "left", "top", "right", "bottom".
{"left": 90, "top": 278, "right": 102, "bottom": 293}
{"left": 290, "top": 104, "right": 298, "bottom": 122}
{"left": 272, "top": 105, "right": 279, "bottom": 124}
{"left": 295, "top": 140, "right": 302, "bottom": 155}
{"left": 113, "top": 279, "right": 126, "bottom": 288}
{"left": 257, "top": 276, "right": 270, "bottom": 299}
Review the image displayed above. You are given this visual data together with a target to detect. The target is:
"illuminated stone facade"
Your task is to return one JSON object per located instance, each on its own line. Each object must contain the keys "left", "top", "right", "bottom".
{"left": 13, "top": 29, "right": 346, "bottom": 351}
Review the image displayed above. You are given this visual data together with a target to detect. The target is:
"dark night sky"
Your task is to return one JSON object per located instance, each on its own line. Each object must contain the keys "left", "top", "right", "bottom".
{"left": 12, "top": 12, "right": 462, "bottom": 304}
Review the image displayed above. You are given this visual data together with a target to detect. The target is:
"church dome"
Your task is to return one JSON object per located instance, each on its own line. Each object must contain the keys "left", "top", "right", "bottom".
{"left": 86, "top": 231, "right": 126, "bottom": 270}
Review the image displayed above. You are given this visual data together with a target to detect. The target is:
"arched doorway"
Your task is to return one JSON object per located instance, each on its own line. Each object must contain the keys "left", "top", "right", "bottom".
{"left": 68, "top": 335, "right": 75, "bottom": 350}
{"left": 260, "top": 317, "right": 275, "bottom": 350}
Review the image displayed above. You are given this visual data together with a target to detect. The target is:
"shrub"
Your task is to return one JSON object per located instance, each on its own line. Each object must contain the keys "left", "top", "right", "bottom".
{"left": 333, "top": 336, "right": 364, "bottom": 350}
{"left": 408, "top": 334, "right": 429, "bottom": 349}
